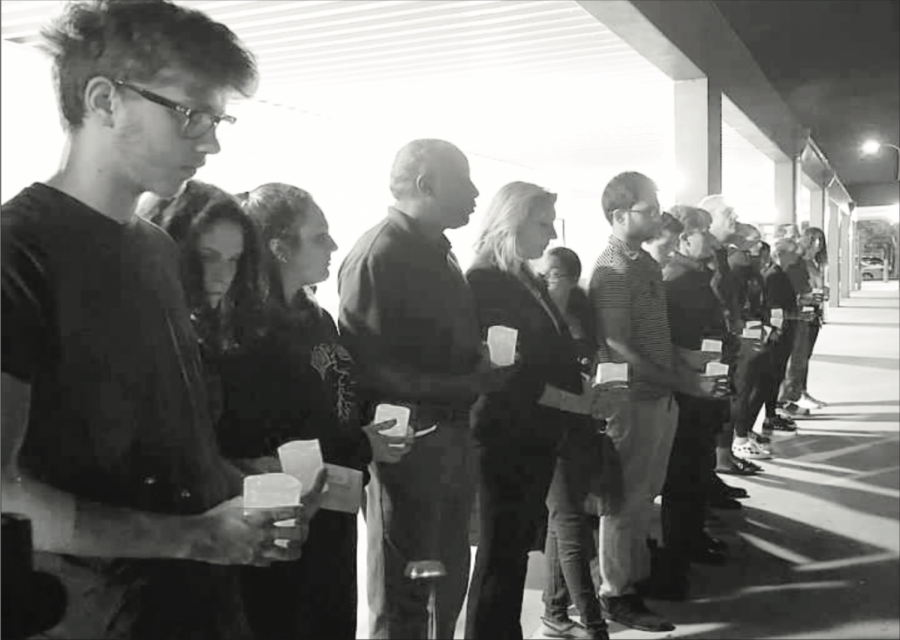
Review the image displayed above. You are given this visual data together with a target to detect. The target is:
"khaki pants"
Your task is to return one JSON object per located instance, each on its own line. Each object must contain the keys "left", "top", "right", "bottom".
{"left": 598, "top": 395, "right": 679, "bottom": 597}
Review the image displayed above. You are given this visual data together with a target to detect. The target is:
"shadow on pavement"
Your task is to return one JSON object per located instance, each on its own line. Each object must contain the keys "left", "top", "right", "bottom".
{"left": 812, "top": 354, "right": 900, "bottom": 371}
{"left": 651, "top": 505, "right": 900, "bottom": 640}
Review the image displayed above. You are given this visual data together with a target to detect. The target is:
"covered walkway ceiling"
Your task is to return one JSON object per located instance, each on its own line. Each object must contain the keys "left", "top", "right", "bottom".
{"left": 2, "top": 0, "right": 764, "bottom": 194}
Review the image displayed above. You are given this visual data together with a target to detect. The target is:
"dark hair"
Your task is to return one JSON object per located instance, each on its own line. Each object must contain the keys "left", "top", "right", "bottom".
{"left": 242, "top": 183, "right": 318, "bottom": 307}
{"left": 668, "top": 205, "right": 712, "bottom": 236}
{"left": 601, "top": 171, "right": 658, "bottom": 225}
{"left": 658, "top": 211, "right": 684, "bottom": 236}
{"left": 758, "top": 241, "right": 771, "bottom": 256}
{"left": 40, "top": 0, "right": 257, "bottom": 130}
{"left": 545, "top": 246, "right": 583, "bottom": 281}
{"left": 802, "top": 226, "right": 828, "bottom": 268}
{"left": 144, "top": 180, "right": 263, "bottom": 352}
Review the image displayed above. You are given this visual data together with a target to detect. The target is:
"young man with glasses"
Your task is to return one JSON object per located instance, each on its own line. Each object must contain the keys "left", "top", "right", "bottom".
{"left": 1, "top": 2, "right": 319, "bottom": 637}
{"left": 588, "top": 173, "right": 726, "bottom": 633}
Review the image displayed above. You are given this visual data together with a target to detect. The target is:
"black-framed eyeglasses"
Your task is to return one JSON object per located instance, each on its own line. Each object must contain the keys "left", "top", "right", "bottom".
{"left": 113, "top": 80, "right": 236, "bottom": 139}
{"left": 626, "top": 206, "right": 661, "bottom": 218}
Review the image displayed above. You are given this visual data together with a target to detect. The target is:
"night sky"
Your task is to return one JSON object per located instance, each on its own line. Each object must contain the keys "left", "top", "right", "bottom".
{"left": 713, "top": 0, "right": 899, "bottom": 190}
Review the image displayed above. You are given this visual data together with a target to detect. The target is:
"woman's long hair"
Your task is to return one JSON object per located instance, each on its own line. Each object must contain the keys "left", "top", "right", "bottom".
{"left": 802, "top": 226, "right": 828, "bottom": 269}
{"left": 142, "top": 180, "right": 264, "bottom": 354}
{"left": 473, "top": 181, "right": 557, "bottom": 276}
{"left": 241, "top": 183, "right": 322, "bottom": 333}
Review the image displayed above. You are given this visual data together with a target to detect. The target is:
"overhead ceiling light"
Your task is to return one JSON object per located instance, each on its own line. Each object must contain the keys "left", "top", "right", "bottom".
{"left": 861, "top": 139, "right": 882, "bottom": 155}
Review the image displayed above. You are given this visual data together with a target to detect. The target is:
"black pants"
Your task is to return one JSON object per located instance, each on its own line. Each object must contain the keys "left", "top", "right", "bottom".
{"left": 241, "top": 509, "right": 357, "bottom": 640}
{"left": 542, "top": 426, "right": 606, "bottom": 633}
{"left": 662, "top": 394, "right": 722, "bottom": 554}
{"left": 729, "top": 343, "right": 771, "bottom": 438}
{"left": 465, "top": 437, "right": 558, "bottom": 640}
{"left": 747, "top": 324, "right": 796, "bottom": 419}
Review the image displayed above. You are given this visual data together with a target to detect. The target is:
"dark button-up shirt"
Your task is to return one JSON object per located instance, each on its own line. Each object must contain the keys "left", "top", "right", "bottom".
{"left": 337, "top": 207, "right": 482, "bottom": 411}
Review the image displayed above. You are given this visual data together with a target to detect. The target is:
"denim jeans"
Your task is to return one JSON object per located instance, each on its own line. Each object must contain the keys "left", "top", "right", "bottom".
{"left": 542, "top": 426, "right": 606, "bottom": 632}
{"left": 781, "top": 320, "right": 821, "bottom": 402}
{"left": 465, "top": 437, "right": 558, "bottom": 640}
{"left": 366, "top": 420, "right": 476, "bottom": 640}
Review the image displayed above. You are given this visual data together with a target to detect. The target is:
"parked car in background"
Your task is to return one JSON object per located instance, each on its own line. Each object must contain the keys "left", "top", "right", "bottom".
{"left": 861, "top": 256, "right": 885, "bottom": 267}
{"left": 861, "top": 262, "right": 886, "bottom": 280}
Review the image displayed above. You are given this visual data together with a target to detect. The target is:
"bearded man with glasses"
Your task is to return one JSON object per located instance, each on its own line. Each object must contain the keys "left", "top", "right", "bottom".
{"left": 1, "top": 2, "right": 321, "bottom": 638}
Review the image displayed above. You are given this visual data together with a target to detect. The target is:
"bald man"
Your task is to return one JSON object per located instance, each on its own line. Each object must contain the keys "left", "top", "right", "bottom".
{"left": 338, "top": 139, "right": 515, "bottom": 639}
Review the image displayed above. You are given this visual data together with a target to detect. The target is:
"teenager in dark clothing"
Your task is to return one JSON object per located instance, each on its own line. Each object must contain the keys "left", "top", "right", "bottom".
{"left": 0, "top": 4, "right": 313, "bottom": 638}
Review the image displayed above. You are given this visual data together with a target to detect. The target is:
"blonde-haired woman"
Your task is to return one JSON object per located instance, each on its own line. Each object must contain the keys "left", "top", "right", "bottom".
{"left": 464, "top": 182, "right": 609, "bottom": 639}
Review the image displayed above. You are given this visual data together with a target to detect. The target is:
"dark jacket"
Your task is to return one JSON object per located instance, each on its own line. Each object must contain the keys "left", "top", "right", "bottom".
{"left": 466, "top": 257, "right": 585, "bottom": 446}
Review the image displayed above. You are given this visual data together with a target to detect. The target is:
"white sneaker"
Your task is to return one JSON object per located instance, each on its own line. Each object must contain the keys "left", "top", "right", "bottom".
{"left": 795, "top": 396, "right": 820, "bottom": 411}
{"left": 732, "top": 439, "right": 772, "bottom": 460}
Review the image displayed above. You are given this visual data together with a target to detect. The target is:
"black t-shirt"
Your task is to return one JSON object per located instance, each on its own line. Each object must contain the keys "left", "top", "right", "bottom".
{"left": 663, "top": 263, "right": 725, "bottom": 351}
{"left": 1, "top": 184, "right": 246, "bottom": 638}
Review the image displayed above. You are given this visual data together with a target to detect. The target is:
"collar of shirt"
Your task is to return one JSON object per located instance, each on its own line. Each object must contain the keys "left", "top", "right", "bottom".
{"left": 608, "top": 235, "right": 644, "bottom": 261}
{"left": 386, "top": 206, "right": 452, "bottom": 255}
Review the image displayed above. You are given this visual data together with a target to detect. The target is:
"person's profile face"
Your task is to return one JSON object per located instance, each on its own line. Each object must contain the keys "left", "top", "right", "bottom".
{"left": 196, "top": 219, "right": 245, "bottom": 309}
{"left": 541, "top": 254, "right": 577, "bottom": 295}
{"left": 625, "top": 192, "right": 662, "bottom": 242}
{"left": 518, "top": 204, "right": 557, "bottom": 261}
{"left": 644, "top": 230, "right": 678, "bottom": 266}
{"left": 112, "top": 70, "right": 231, "bottom": 198}
{"left": 429, "top": 151, "right": 479, "bottom": 230}
{"left": 280, "top": 205, "right": 339, "bottom": 287}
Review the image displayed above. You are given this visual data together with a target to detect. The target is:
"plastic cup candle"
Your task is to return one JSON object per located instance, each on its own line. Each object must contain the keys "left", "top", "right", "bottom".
{"left": 705, "top": 362, "right": 730, "bottom": 376}
{"left": 742, "top": 326, "right": 763, "bottom": 340}
{"left": 596, "top": 362, "right": 629, "bottom": 385}
{"left": 487, "top": 326, "right": 518, "bottom": 366}
{"left": 374, "top": 404, "right": 411, "bottom": 438}
{"left": 278, "top": 440, "right": 323, "bottom": 496}
{"left": 243, "top": 473, "right": 302, "bottom": 509}
{"left": 701, "top": 339, "right": 722, "bottom": 353}
{"left": 771, "top": 308, "right": 784, "bottom": 328}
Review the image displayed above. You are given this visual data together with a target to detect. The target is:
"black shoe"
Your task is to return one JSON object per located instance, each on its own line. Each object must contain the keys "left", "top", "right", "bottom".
{"left": 688, "top": 545, "right": 728, "bottom": 566}
{"left": 601, "top": 594, "right": 675, "bottom": 632}
{"left": 778, "top": 403, "right": 809, "bottom": 419}
{"left": 712, "top": 483, "right": 749, "bottom": 499}
{"left": 709, "top": 496, "right": 742, "bottom": 510}
{"left": 635, "top": 575, "right": 689, "bottom": 601}
{"left": 750, "top": 430, "right": 772, "bottom": 445}
{"left": 764, "top": 415, "right": 798, "bottom": 432}
{"left": 690, "top": 533, "right": 728, "bottom": 553}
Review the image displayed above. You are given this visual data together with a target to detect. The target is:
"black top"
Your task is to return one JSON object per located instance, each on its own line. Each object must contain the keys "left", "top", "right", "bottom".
{"left": 1, "top": 183, "right": 245, "bottom": 638}
{"left": 212, "top": 288, "right": 372, "bottom": 476}
{"left": 337, "top": 207, "right": 483, "bottom": 415}
{"left": 467, "top": 258, "right": 585, "bottom": 446}
{"left": 762, "top": 263, "right": 798, "bottom": 314}
{"left": 663, "top": 261, "right": 726, "bottom": 351}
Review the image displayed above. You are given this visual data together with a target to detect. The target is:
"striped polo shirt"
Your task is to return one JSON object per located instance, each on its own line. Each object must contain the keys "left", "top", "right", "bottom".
{"left": 589, "top": 236, "right": 673, "bottom": 400}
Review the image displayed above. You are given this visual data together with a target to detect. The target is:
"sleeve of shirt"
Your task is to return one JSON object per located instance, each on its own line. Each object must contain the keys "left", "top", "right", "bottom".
{"left": 1, "top": 222, "right": 56, "bottom": 382}
{"left": 588, "top": 263, "right": 632, "bottom": 352}
{"left": 337, "top": 249, "right": 400, "bottom": 369}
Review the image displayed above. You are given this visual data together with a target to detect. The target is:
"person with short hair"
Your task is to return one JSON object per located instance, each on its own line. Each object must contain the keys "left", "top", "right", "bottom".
{"left": 754, "top": 238, "right": 803, "bottom": 434}
{"left": 654, "top": 205, "right": 732, "bottom": 598}
{"left": 338, "top": 139, "right": 516, "bottom": 639}
{"left": 589, "top": 173, "right": 726, "bottom": 633}
{"left": 642, "top": 212, "right": 684, "bottom": 269}
{"left": 0, "top": 2, "right": 315, "bottom": 637}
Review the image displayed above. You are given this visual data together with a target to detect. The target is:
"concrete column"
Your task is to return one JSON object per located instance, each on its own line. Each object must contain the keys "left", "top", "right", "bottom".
{"left": 839, "top": 211, "right": 852, "bottom": 300}
{"left": 826, "top": 199, "right": 840, "bottom": 306}
{"left": 810, "top": 187, "right": 825, "bottom": 229}
{"left": 773, "top": 158, "right": 799, "bottom": 226}
{"left": 674, "top": 78, "right": 721, "bottom": 206}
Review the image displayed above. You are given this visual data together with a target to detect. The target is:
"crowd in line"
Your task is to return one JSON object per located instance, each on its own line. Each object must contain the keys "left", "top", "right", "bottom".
{"left": 0, "top": 2, "right": 829, "bottom": 640}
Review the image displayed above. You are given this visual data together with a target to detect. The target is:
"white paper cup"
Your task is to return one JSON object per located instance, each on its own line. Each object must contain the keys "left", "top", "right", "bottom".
{"left": 487, "top": 325, "right": 518, "bottom": 366}
{"left": 701, "top": 339, "right": 722, "bottom": 353}
{"left": 243, "top": 473, "right": 302, "bottom": 509}
{"left": 705, "top": 362, "right": 730, "bottom": 376}
{"left": 742, "top": 326, "right": 764, "bottom": 340}
{"left": 595, "top": 362, "right": 629, "bottom": 384}
{"left": 374, "top": 404, "right": 411, "bottom": 437}
{"left": 278, "top": 440, "right": 323, "bottom": 495}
